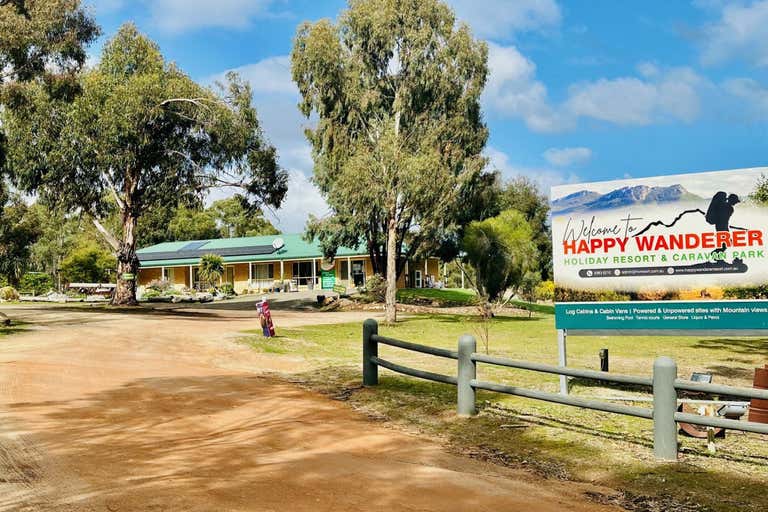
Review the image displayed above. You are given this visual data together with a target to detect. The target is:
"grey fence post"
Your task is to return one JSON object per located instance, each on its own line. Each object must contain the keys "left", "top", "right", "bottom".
{"left": 457, "top": 334, "right": 477, "bottom": 416}
{"left": 363, "top": 319, "right": 379, "bottom": 386}
{"left": 653, "top": 356, "right": 678, "bottom": 461}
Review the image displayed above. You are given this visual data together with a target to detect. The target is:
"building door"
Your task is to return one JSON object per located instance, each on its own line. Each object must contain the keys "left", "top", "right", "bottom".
{"left": 225, "top": 266, "right": 235, "bottom": 286}
{"left": 414, "top": 270, "right": 422, "bottom": 288}
{"left": 352, "top": 260, "right": 366, "bottom": 287}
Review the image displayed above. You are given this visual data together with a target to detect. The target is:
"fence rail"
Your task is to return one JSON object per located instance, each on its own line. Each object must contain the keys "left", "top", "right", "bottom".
{"left": 362, "top": 318, "right": 768, "bottom": 461}
{"left": 374, "top": 334, "right": 459, "bottom": 360}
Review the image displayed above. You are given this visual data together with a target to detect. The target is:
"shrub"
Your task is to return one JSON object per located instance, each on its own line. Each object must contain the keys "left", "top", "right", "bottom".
{"left": 636, "top": 288, "right": 679, "bottom": 301}
{"left": 555, "top": 287, "right": 631, "bottom": 302}
{"left": 724, "top": 285, "right": 768, "bottom": 299}
{"left": 364, "top": 274, "right": 387, "bottom": 302}
{"left": 147, "top": 279, "right": 174, "bottom": 294}
{"left": 60, "top": 244, "right": 116, "bottom": 283}
{"left": 219, "top": 283, "right": 236, "bottom": 296}
{"left": 518, "top": 271, "right": 541, "bottom": 303}
{"left": 19, "top": 273, "right": 54, "bottom": 296}
{"left": 141, "top": 288, "right": 162, "bottom": 299}
{"left": 535, "top": 280, "right": 555, "bottom": 301}
{"left": 0, "top": 287, "right": 20, "bottom": 301}
{"left": 147, "top": 279, "right": 169, "bottom": 291}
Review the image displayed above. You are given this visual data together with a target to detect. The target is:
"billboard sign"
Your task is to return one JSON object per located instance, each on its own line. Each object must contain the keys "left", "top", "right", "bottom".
{"left": 551, "top": 167, "right": 768, "bottom": 330}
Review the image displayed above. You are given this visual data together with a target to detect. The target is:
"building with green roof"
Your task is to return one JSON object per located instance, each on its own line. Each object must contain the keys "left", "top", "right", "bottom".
{"left": 137, "top": 233, "right": 441, "bottom": 293}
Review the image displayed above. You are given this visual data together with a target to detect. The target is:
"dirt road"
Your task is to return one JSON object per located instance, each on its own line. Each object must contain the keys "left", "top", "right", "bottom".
{"left": 0, "top": 304, "right": 619, "bottom": 511}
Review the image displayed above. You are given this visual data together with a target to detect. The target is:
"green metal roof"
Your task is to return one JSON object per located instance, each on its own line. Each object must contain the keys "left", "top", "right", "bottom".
{"left": 137, "top": 233, "right": 367, "bottom": 268}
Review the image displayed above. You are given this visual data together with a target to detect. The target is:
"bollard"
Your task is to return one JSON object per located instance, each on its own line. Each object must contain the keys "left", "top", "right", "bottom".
{"left": 653, "top": 356, "right": 678, "bottom": 461}
{"left": 599, "top": 348, "right": 609, "bottom": 372}
{"left": 457, "top": 334, "right": 477, "bottom": 416}
{"left": 363, "top": 319, "right": 379, "bottom": 386}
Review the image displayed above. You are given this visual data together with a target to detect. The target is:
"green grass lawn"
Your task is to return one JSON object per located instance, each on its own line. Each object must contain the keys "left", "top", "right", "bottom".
{"left": 241, "top": 313, "right": 768, "bottom": 512}
{"left": 0, "top": 323, "right": 27, "bottom": 338}
{"left": 396, "top": 287, "right": 478, "bottom": 306}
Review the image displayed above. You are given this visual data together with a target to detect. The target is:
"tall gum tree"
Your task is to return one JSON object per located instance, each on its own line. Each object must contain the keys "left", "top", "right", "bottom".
{"left": 292, "top": 0, "right": 490, "bottom": 323}
{"left": 4, "top": 24, "right": 288, "bottom": 305}
{"left": 0, "top": 0, "right": 98, "bottom": 323}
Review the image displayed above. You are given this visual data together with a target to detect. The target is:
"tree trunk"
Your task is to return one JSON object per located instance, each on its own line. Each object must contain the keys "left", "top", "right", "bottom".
{"left": 385, "top": 215, "right": 398, "bottom": 324}
{"left": 112, "top": 211, "right": 139, "bottom": 306}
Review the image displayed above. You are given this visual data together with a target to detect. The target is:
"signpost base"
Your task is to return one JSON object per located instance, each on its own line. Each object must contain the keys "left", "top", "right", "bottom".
{"left": 558, "top": 329, "right": 568, "bottom": 395}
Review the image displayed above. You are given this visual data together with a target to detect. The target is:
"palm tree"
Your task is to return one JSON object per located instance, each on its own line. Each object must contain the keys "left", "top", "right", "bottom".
{"left": 198, "top": 254, "right": 224, "bottom": 291}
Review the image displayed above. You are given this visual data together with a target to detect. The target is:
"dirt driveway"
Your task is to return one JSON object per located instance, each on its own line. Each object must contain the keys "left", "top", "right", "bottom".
{"left": 0, "top": 304, "right": 619, "bottom": 511}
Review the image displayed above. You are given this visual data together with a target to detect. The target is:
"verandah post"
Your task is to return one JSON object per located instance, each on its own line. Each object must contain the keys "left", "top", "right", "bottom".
{"left": 457, "top": 334, "right": 477, "bottom": 416}
{"left": 363, "top": 319, "right": 379, "bottom": 386}
{"left": 653, "top": 356, "right": 678, "bottom": 461}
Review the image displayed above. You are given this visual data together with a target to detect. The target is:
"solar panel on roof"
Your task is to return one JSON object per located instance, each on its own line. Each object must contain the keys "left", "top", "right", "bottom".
{"left": 181, "top": 241, "right": 209, "bottom": 251}
{"left": 138, "top": 244, "right": 279, "bottom": 263}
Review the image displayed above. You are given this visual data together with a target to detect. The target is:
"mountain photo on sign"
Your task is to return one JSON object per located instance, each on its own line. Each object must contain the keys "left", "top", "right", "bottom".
{"left": 551, "top": 168, "right": 768, "bottom": 302}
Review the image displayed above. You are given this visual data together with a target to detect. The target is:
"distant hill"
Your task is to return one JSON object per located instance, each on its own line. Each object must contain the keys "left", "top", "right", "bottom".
{"left": 552, "top": 184, "right": 701, "bottom": 215}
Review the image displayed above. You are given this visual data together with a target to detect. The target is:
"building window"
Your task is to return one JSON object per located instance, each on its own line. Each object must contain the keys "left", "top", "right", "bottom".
{"left": 250, "top": 263, "right": 274, "bottom": 282}
{"left": 292, "top": 261, "right": 314, "bottom": 285}
{"left": 352, "top": 260, "right": 365, "bottom": 286}
{"left": 340, "top": 260, "right": 349, "bottom": 280}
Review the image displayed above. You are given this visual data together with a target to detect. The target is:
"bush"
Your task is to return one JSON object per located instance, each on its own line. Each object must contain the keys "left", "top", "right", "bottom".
{"left": 219, "top": 283, "right": 236, "bottom": 296}
{"left": 0, "top": 287, "right": 20, "bottom": 301}
{"left": 518, "top": 271, "right": 542, "bottom": 303}
{"left": 147, "top": 279, "right": 173, "bottom": 293}
{"left": 141, "top": 288, "right": 162, "bottom": 299}
{"left": 19, "top": 273, "right": 54, "bottom": 296}
{"left": 364, "top": 274, "right": 387, "bottom": 302}
{"left": 535, "top": 280, "right": 554, "bottom": 301}
{"left": 555, "top": 287, "right": 631, "bottom": 302}
{"left": 60, "top": 244, "right": 116, "bottom": 284}
{"left": 724, "top": 285, "right": 768, "bottom": 299}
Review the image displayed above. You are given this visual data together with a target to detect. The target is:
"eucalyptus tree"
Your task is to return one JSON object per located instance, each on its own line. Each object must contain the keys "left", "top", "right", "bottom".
{"left": 0, "top": 0, "right": 98, "bottom": 188}
{"left": 0, "top": 0, "right": 97, "bottom": 323}
{"left": 292, "top": 0, "right": 490, "bottom": 322}
{"left": 4, "top": 24, "right": 288, "bottom": 305}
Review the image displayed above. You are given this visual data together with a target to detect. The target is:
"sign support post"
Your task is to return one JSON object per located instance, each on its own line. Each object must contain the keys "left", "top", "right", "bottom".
{"left": 557, "top": 329, "right": 568, "bottom": 395}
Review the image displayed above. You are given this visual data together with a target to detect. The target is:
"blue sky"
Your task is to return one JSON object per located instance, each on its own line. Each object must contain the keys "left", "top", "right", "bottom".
{"left": 89, "top": 0, "right": 768, "bottom": 232}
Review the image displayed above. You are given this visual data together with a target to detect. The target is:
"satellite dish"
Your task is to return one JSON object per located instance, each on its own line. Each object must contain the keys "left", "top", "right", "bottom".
{"left": 321, "top": 257, "right": 335, "bottom": 271}
{"left": 272, "top": 238, "right": 285, "bottom": 250}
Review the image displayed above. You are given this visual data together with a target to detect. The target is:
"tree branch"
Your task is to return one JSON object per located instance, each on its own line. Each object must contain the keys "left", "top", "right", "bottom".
{"left": 92, "top": 218, "right": 120, "bottom": 252}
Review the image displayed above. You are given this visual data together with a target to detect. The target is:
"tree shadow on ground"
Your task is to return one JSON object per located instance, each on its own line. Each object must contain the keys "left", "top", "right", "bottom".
{"left": 6, "top": 373, "right": 554, "bottom": 512}
{"left": 693, "top": 338, "right": 768, "bottom": 357}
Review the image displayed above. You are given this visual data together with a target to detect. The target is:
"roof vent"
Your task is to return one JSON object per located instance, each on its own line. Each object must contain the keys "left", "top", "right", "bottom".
{"left": 272, "top": 238, "right": 285, "bottom": 250}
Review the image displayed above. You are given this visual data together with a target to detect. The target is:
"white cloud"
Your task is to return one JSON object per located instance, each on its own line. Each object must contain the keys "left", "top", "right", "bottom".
{"left": 208, "top": 56, "right": 327, "bottom": 233}
{"left": 216, "top": 56, "right": 297, "bottom": 96}
{"left": 484, "top": 43, "right": 570, "bottom": 132}
{"left": 564, "top": 67, "right": 703, "bottom": 125}
{"left": 486, "top": 146, "right": 578, "bottom": 195}
{"left": 636, "top": 61, "right": 660, "bottom": 78}
{"left": 486, "top": 42, "right": 704, "bottom": 130}
{"left": 448, "top": 0, "right": 561, "bottom": 39}
{"left": 543, "top": 147, "right": 592, "bottom": 167}
{"left": 147, "top": 0, "right": 276, "bottom": 34}
{"left": 209, "top": 55, "right": 310, "bottom": 173}
{"left": 700, "top": 0, "right": 768, "bottom": 67}
{"left": 266, "top": 170, "right": 329, "bottom": 233}
{"left": 722, "top": 77, "right": 768, "bottom": 117}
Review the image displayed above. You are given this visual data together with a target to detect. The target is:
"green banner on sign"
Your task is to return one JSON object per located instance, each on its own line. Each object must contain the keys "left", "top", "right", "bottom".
{"left": 555, "top": 300, "right": 768, "bottom": 330}
{"left": 321, "top": 269, "right": 336, "bottom": 290}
